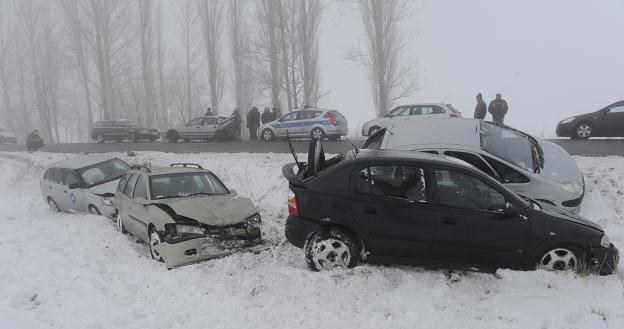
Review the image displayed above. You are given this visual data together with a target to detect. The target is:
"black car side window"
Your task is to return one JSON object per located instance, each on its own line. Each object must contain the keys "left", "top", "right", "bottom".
{"left": 355, "top": 166, "right": 427, "bottom": 202}
{"left": 123, "top": 174, "right": 138, "bottom": 197}
{"left": 482, "top": 155, "right": 529, "bottom": 183}
{"left": 435, "top": 169, "right": 506, "bottom": 212}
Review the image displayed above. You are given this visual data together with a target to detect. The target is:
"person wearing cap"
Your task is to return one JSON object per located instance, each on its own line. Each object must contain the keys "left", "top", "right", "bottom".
{"left": 474, "top": 93, "right": 487, "bottom": 119}
{"left": 488, "top": 93, "right": 508, "bottom": 124}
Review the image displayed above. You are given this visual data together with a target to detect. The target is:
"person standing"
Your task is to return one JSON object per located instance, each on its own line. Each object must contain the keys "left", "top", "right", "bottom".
{"left": 247, "top": 107, "right": 261, "bottom": 140}
{"left": 231, "top": 108, "right": 242, "bottom": 140}
{"left": 204, "top": 107, "right": 213, "bottom": 116}
{"left": 26, "top": 129, "right": 44, "bottom": 152}
{"left": 474, "top": 93, "right": 487, "bottom": 119}
{"left": 261, "top": 107, "right": 273, "bottom": 124}
{"left": 488, "top": 93, "right": 508, "bottom": 124}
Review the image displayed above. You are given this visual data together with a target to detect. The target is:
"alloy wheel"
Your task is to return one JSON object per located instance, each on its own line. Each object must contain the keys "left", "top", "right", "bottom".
{"left": 310, "top": 238, "right": 352, "bottom": 271}
{"left": 576, "top": 124, "right": 592, "bottom": 138}
{"left": 262, "top": 129, "right": 274, "bottom": 141}
{"left": 537, "top": 248, "right": 579, "bottom": 272}
{"left": 311, "top": 128, "right": 325, "bottom": 140}
{"left": 96, "top": 134, "right": 104, "bottom": 143}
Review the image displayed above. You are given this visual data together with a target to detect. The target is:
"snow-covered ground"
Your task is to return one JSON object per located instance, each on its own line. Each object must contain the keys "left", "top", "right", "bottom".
{"left": 0, "top": 151, "right": 623, "bottom": 329}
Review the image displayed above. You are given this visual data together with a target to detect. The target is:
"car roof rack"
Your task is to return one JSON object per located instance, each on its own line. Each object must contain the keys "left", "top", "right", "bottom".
{"left": 170, "top": 163, "right": 204, "bottom": 169}
{"left": 130, "top": 164, "right": 151, "bottom": 173}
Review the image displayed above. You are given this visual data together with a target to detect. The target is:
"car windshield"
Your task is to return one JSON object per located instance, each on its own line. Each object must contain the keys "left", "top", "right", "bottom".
{"left": 78, "top": 159, "right": 129, "bottom": 187}
{"left": 480, "top": 122, "right": 543, "bottom": 173}
{"left": 150, "top": 172, "right": 229, "bottom": 200}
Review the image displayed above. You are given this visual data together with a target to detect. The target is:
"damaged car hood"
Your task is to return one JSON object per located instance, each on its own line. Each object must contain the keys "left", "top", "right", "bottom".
{"left": 153, "top": 194, "right": 258, "bottom": 226}
{"left": 88, "top": 179, "right": 120, "bottom": 196}
{"left": 538, "top": 139, "right": 583, "bottom": 185}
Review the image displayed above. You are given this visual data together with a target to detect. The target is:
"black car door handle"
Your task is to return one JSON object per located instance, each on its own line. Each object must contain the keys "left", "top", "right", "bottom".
{"left": 364, "top": 206, "right": 377, "bottom": 215}
{"left": 441, "top": 217, "right": 456, "bottom": 226}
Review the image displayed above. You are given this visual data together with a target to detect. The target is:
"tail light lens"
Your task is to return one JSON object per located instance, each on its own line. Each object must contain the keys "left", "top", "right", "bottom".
{"left": 288, "top": 194, "right": 299, "bottom": 217}
{"left": 449, "top": 113, "right": 460, "bottom": 118}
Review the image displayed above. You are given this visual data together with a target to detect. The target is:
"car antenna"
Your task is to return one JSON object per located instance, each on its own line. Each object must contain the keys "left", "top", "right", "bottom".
{"left": 345, "top": 138, "right": 359, "bottom": 157}
{"left": 286, "top": 130, "right": 304, "bottom": 170}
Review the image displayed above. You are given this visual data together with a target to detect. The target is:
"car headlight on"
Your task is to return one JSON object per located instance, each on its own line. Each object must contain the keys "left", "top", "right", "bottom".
{"left": 102, "top": 197, "right": 114, "bottom": 206}
{"left": 561, "top": 181, "right": 581, "bottom": 194}
{"left": 176, "top": 224, "right": 204, "bottom": 235}
{"left": 600, "top": 234, "right": 611, "bottom": 248}
{"left": 560, "top": 117, "right": 576, "bottom": 124}
{"left": 244, "top": 214, "right": 262, "bottom": 228}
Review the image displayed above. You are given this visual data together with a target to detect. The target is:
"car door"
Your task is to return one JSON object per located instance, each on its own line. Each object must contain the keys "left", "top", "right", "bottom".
{"left": 200, "top": 117, "right": 220, "bottom": 139}
{"left": 64, "top": 169, "right": 87, "bottom": 212}
{"left": 598, "top": 103, "right": 624, "bottom": 136}
{"left": 119, "top": 173, "right": 139, "bottom": 234}
{"left": 350, "top": 163, "right": 437, "bottom": 260}
{"left": 129, "top": 174, "right": 150, "bottom": 240}
{"left": 274, "top": 112, "right": 299, "bottom": 137}
{"left": 49, "top": 168, "right": 68, "bottom": 210}
{"left": 179, "top": 117, "right": 204, "bottom": 139}
{"left": 430, "top": 167, "right": 530, "bottom": 268}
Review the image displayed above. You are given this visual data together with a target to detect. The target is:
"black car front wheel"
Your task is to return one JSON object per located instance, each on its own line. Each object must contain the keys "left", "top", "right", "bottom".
{"left": 304, "top": 229, "right": 360, "bottom": 271}
{"left": 574, "top": 123, "right": 593, "bottom": 139}
{"left": 536, "top": 246, "right": 583, "bottom": 273}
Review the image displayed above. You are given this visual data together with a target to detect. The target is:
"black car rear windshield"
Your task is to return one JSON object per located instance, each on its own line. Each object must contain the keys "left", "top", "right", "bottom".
{"left": 78, "top": 159, "right": 129, "bottom": 187}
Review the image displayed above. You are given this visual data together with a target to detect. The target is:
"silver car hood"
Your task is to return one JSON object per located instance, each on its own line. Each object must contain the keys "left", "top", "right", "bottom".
{"left": 153, "top": 194, "right": 257, "bottom": 227}
{"left": 538, "top": 139, "right": 583, "bottom": 184}
{"left": 88, "top": 179, "right": 120, "bottom": 195}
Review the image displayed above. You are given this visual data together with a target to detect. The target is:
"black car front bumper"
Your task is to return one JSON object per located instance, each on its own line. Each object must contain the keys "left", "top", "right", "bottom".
{"left": 556, "top": 123, "right": 574, "bottom": 137}
{"left": 590, "top": 243, "right": 619, "bottom": 275}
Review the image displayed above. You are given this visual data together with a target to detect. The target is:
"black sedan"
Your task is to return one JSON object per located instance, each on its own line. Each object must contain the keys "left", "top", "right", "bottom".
{"left": 282, "top": 142, "right": 618, "bottom": 275}
{"left": 557, "top": 101, "right": 624, "bottom": 139}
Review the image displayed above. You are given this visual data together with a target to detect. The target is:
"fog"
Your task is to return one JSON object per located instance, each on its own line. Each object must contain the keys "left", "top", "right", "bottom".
{"left": 1, "top": 0, "right": 622, "bottom": 141}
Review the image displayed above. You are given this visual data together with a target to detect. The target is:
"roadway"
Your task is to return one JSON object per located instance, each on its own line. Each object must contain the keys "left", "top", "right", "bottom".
{"left": 0, "top": 139, "right": 623, "bottom": 156}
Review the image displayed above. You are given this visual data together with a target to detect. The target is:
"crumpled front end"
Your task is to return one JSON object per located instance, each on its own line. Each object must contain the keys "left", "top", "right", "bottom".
{"left": 154, "top": 214, "right": 262, "bottom": 268}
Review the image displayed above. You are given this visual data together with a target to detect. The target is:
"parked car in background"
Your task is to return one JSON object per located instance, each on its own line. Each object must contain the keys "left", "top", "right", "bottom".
{"left": 114, "top": 163, "right": 262, "bottom": 268}
{"left": 165, "top": 116, "right": 222, "bottom": 143}
{"left": 282, "top": 141, "right": 618, "bottom": 275}
{"left": 556, "top": 100, "right": 624, "bottom": 139}
{"left": 363, "top": 119, "right": 585, "bottom": 213}
{"left": 361, "top": 103, "right": 462, "bottom": 137}
{"left": 0, "top": 128, "right": 17, "bottom": 143}
{"left": 40, "top": 155, "right": 130, "bottom": 218}
{"left": 91, "top": 119, "right": 160, "bottom": 143}
{"left": 259, "top": 108, "right": 348, "bottom": 141}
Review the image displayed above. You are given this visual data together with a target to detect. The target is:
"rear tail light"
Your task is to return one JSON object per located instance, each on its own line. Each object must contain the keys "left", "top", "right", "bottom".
{"left": 328, "top": 114, "right": 337, "bottom": 125}
{"left": 449, "top": 113, "right": 460, "bottom": 118}
{"left": 288, "top": 194, "right": 300, "bottom": 217}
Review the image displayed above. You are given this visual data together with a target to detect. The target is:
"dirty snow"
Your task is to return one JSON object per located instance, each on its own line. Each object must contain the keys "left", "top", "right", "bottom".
{"left": 0, "top": 151, "right": 623, "bottom": 329}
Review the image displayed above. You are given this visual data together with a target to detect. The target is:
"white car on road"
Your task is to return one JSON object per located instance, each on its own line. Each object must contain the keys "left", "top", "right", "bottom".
{"left": 361, "top": 103, "right": 462, "bottom": 136}
{"left": 166, "top": 116, "right": 223, "bottom": 143}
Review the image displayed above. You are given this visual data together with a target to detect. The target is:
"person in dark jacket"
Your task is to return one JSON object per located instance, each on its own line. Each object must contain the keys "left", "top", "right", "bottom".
{"left": 488, "top": 93, "right": 508, "bottom": 124}
{"left": 231, "top": 108, "right": 242, "bottom": 140}
{"left": 474, "top": 93, "right": 487, "bottom": 119}
{"left": 26, "top": 129, "right": 44, "bottom": 152}
{"left": 246, "top": 107, "right": 261, "bottom": 140}
{"left": 261, "top": 107, "right": 273, "bottom": 124}
{"left": 204, "top": 107, "right": 213, "bottom": 116}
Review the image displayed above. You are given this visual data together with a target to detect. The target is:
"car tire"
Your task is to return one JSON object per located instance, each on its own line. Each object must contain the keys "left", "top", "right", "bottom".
{"left": 48, "top": 197, "right": 61, "bottom": 212}
{"left": 116, "top": 212, "right": 127, "bottom": 234}
{"left": 95, "top": 134, "right": 105, "bottom": 143}
{"left": 368, "top": 126, "right": 381, "bottom": 136}
{"left": 574, "top": 123, "right": 593, "bottom": 139}
{"left": 88, "top": 205, "right": 101, "bottom": 216}
{"left": 536, "top": 245, "right": 584, "bottom": 273}
{"left": 167, "top": 130, "right": 179, "bottom": 143}
{"left": 304, "top": 229, "right": 360, "bottom": 271}
{"left": 148, "top": 225, "right": 164, "bottom": 262}
{"left": 311, "top": 128, "right": 325, "bottom": 140}
{"left": 261, "top": 129, "right": 274, "bottom": 142}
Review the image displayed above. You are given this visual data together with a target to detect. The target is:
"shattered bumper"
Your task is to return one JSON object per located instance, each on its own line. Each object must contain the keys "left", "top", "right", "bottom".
{"left": 154, "top": 227, "right": 262, "bottom": 268}
{"left": 590, "top": 243, "right": 619, "bottom": 275}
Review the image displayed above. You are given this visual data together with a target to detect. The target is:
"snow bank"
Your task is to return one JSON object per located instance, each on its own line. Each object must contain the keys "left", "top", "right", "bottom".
{"left": 0, "top": 151, "right": 622, "bottom": 329}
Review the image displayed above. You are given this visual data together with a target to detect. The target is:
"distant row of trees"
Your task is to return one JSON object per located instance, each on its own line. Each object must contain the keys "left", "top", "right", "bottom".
{"left": 0, "top": 0, "right": 417, "bottom": 142}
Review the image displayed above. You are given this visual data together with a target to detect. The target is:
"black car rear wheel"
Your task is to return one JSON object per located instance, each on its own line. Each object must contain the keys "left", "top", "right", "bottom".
{"left": 95, "top": 134, "right": 105, "bottom": 143}
{"left": 305, "top": 229, "right": 360, "bottom": 271}
{"left": 574, "top": 123, "right": 593, "bottom": 139}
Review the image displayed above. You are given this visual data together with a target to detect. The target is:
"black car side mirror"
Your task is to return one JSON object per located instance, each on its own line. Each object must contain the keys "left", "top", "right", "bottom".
{"left": 504, "top": 202, "right": 519, "bottom": 217}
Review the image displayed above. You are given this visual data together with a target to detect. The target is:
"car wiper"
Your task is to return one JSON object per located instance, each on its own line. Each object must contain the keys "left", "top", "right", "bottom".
{"left": 187, "top": 192, "right": 221, "bottom": 197}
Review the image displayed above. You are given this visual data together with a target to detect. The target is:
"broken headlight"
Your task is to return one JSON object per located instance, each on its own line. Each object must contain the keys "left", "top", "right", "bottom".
{"left": 176, "top": 224, "right": 204, "bottom": 235}
{"left": 243, "top": 214, "right": 262, "bottom": 228}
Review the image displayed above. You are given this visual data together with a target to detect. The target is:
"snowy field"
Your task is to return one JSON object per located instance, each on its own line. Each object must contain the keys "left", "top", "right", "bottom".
{"left": 0, "top": 151, "right": 623, "bottom": 329}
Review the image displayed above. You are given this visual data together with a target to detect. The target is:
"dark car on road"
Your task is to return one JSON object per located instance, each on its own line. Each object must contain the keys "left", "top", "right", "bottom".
{"left": 282, "top": 141, "right": 618, "bottom": 275}
{"left": 0, "top": 128, "right": 17, "bottom": 143}
{"left": 557, "top": 101, "right": 624, "bottom": 139}
{"left": 91, "top": 119, "right": 160, "bottom": 143}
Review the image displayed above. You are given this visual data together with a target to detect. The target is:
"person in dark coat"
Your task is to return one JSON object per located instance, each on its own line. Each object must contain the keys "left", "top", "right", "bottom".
{"left": 231, "top": 108, "right": 242, "bottom": 140}
{"left": 204, "top": 107, "right": 213, "bottom": 116}
{"left": 26, "top": 129, "right": 44, "bottom": 152}
{"left": 261, "top": 107, "right": 273, "bottom": 124}
{"left": 246, "top": 107, "right": 261, "bottom": 140}
{"left": 488, "top": 93, "right": 508, "bottom": 124}
{"left": 474, "top": 93, "right": 487, "bottom": 119}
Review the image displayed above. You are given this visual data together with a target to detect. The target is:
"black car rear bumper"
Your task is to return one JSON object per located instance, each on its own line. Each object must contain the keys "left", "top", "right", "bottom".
{"left": 285, "top": 215, "right": 322, "bottom": 249}
{"left": 590, "top": 243, "right": 619, "bottom": 275}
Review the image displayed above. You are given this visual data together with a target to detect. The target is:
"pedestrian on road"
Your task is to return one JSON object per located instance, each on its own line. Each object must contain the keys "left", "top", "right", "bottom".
{"left": 26, "top": 129, "right": 44, "bottom": 152}
{"left": 231, "top": 108, "right": 242, "bottom": 140}
{"left": 474, "top": 93, "right": 487, "bottom": 119}
{"left": 247, "top": 107, "right": 261, "bottom": 140}
{"left": 488, "top": 93, "right": 508, "bottom": 124}
{"left": 261, "top": 107, "right": 273, "bottom": 124}
{"left": 204, "top": 107, "right": 213, "bottom": 116}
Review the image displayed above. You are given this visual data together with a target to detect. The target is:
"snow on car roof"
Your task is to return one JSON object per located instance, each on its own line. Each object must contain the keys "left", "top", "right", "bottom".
{"left": 47, "top": 154, "right": 120, "bottom": 169}
{"left": 386, "top": 118, "right": 481, "bottom": 149}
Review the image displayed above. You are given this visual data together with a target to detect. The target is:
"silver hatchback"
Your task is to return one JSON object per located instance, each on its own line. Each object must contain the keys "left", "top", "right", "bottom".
{"left": 259, "top": 108, "right": 348, "bottom": 141}
{"left": 40, "top": 155, "right": 130, "bottom": 218}
{"left": 364, "top": 119, "right": 585, "bottom": 212}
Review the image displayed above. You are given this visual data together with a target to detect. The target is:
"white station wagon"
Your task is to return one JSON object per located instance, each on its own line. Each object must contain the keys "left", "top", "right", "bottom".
{"left": 361, "top": 103, "right": 462, "bottom": 136}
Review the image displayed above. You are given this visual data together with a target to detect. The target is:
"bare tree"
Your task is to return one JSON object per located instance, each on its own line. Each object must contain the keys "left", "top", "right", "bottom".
{"left": 229, "top": 0, "right": 255, "bottom": 138}
{"left": 176, "top": 0, "right": 202, "bottom": 121}
{"left": 138, "top": 0, "right": 156, "bottom": 127}
{"left": 299, "top": 0, "right": 322, "bottom": 107}
{"left": 349, "top": 0, "right": 419, "bottom": 116}
{"left": 197, "top": 0, "right": 224, "bottom": 114}
{"left": 256, "top": 0, "right": 282, "bottom": 110}
{"left": 154, "top": 5, "right": 170, "bottom": 130}
{"left": 0, "top": 7, "right": 16, "bottom": 132}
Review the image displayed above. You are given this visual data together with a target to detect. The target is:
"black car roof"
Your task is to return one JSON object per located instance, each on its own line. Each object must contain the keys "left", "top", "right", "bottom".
{"left": 353, "top": 148, "right": 471, "bottom": 167}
